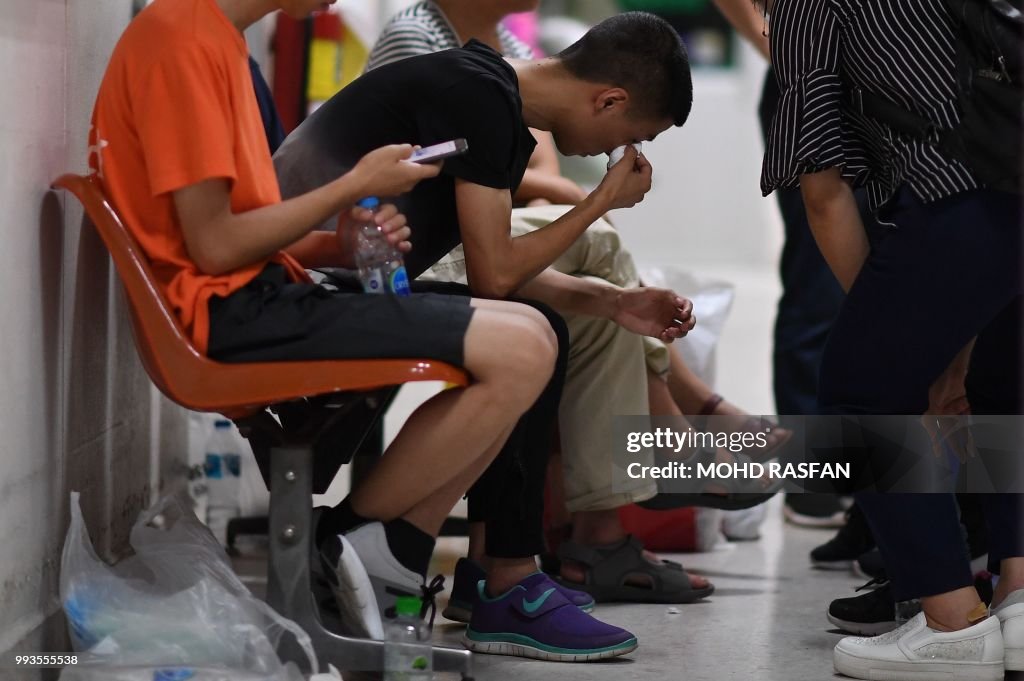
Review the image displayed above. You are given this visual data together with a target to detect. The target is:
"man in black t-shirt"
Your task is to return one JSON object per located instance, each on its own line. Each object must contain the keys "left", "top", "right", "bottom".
{"left": 276, "top": 15, "right": 691, "bottom": 297}
{"left": 278, "top": 39, "right": 536, "bottom": 276}
{"left": 275, "top": 12, "right": 694, "bottom": 662}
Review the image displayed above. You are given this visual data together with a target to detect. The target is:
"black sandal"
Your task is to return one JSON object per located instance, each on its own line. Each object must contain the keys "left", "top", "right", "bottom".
{"left": 553, "top": 536, "right": 714, "bottom": 604}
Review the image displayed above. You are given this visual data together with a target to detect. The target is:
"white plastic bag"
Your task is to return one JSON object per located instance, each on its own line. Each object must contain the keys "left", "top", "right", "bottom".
{"left": 639, "top": 267, "right": 735, "bottom": 386}
{"left": 59, "top": 492, "right": 315, "bottom": 680}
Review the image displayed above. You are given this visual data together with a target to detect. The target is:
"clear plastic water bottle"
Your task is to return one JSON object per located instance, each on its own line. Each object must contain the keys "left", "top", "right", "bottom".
{"left": 203, "top": 419, "right": 241, "bottom": 546}
{"left": 355, "top": 196, "right": 411, "bottom": 297}
{"left": 384, "top": 596, "right": 432, "bottom": 680}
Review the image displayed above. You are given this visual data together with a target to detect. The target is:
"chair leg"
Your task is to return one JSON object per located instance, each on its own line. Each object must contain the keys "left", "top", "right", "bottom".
{"left": 265, "top": 445, "right": 475, "bottom": 678}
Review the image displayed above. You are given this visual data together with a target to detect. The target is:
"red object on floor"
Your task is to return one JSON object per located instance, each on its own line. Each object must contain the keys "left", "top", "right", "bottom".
{"left": 618, "top": 504, "right": 700, "bottom": 553}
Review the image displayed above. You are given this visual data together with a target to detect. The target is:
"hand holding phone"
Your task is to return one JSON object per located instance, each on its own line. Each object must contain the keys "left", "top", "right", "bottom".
{"left": 410, "top": 138, "right": 469, "bottom": 164}
{"left": 349, "top": 144, "right": 442, "bottom": 198}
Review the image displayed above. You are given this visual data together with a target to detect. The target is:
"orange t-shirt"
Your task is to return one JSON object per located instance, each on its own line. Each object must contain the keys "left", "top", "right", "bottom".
{"left": 89, "top": 0, "right": 309, "bottom": 354}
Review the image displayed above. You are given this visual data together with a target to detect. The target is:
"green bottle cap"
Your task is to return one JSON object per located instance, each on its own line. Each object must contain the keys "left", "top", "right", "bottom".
{"left": 395, "top": 595, "right": 422, "bottom": 617}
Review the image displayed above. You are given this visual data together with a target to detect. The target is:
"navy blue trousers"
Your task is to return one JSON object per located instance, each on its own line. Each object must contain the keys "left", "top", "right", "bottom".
{"left": 818, "top": 186, "right": 1023, "bottom": 600}
{"left": 760, "top": 72, "right": 846, "bottom": 418}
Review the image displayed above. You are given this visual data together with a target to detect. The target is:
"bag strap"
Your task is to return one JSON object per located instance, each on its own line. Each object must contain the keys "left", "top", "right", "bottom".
{"left": 849, "top": 86, "right": 941, "bottom": 142}
{"left": 848, "top": 86, "right": 969, "bottom": 164}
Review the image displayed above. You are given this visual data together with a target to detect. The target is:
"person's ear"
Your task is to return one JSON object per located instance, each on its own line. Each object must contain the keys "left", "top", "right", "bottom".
{"left": 595, "top": 88, "right": 629, "bottom": 115}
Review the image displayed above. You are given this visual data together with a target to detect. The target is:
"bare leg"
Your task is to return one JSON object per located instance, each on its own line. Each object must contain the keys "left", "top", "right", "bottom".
{"left": 487, "top": 557, "right": 542, "bottom": 596}
{"left": 665, "top": 344, "right": 716, "bottom": 413}
{"left": 918, "top": 556, "right": 1024, "bottom": 632}
{"left": 402, "top": 425, "right": 514, "bottom": 537}
{"left": 664, "top": 345, "right": 791, "bottom": 448}
{"left": 449, "top": 298, "right": 560, "bottom": 596}
{"left": 993, "top": 557, "right": 1024, "bottom": 608}
{"left": 649, "top": 370, "right": 757, "bottom": 493}
{"left": 921, "top": 586, "right": 987, "bottom": 632}
{"left": 350, "top": 301, "right": 555, "bottom": 525}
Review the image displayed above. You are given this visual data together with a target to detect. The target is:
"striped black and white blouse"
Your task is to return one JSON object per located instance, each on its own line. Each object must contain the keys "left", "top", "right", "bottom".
{"left": 761, "top": 0, "right": 979, "bottom": 210}
{"left": 365, "top": 1, "right": 535, "bottom": 73}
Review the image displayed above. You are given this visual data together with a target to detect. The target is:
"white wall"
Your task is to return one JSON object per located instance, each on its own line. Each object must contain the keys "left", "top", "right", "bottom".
{"left": 611, "top": 44, "right": 784, "bottom": 414}
{"left": 0, "top": 0, "right": 189, "bottom": 668}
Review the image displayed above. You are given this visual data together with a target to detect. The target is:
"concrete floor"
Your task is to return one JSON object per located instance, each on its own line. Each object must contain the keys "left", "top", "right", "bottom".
{"left": 234, "top": 497, "right": 880, "bottom": 681}
{"left": 228, "top": 265, "right": 869, "bottom": 680}
{"left": 425, "top": 496, "right": 862, "bottom": 681}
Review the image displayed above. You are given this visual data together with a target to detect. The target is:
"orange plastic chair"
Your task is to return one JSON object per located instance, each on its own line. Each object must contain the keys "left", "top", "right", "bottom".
{"left": 50, "top": 174, "right": 466, "bottom": 417}
{"left": 52, "top": 173, "right": 475, "bottom": 678}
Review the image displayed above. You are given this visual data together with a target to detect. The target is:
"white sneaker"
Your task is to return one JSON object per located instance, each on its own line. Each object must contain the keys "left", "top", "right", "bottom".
{"left": 318, "top": 532, "right": 385, "bottom": 640}
{"left": 342, "top": 522, "right": 424, "bottom": 620}
{"left": 992, "top": 587, "right": 1024, "bottom": 671}
{"left": 833, "top": 612, "right": 1004, "bottom": 681}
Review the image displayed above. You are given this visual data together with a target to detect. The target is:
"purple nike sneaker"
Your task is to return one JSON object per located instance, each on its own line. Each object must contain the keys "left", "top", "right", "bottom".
{"left": 443, "top": 558, "right": 595, "bottom": 623}
{"left": 463, "top": 572, "right": 637, "bottom": 661}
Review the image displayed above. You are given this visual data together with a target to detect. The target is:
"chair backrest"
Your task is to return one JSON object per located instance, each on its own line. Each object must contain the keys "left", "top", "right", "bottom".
{"left": 53, "top": 174, "right": 211, "bottom": 402}
{"left": 52, "top": 173, "right": 468, "bottom": 416}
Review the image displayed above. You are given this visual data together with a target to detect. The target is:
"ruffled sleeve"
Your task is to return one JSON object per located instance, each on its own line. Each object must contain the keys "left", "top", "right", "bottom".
{"left": 761, "top": 0, "right": 846, "bottom": 195}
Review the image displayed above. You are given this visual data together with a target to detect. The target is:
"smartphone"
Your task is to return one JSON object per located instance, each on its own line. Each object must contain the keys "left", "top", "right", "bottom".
{"left": 410, "top": 138, "right": 469, "bottom": 164}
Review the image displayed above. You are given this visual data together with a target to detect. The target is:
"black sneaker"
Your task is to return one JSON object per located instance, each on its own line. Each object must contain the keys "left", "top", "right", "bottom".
{"left": 784, "top": 494, "right": 846, "bottom": 528}
{"left": 853, "top": 548, "right": 886, "bottom": 579}
{"left": 810, "top": 504, "right": 875, "bottom": 570}
{"left": 827, "top": 579, "right": 917, "bottom": 636}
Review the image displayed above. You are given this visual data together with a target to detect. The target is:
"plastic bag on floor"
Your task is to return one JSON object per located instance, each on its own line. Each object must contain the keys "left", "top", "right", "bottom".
{"left": 639, "top": 267, "right": 734, "bottom": 386}
{"left": 59, "top": 492, "right": 315, "bottom": 680}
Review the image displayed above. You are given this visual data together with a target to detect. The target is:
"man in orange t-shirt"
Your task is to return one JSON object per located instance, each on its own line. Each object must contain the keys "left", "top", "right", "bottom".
{"left": 89, "top": 0, "right": 564, "bottom": 644}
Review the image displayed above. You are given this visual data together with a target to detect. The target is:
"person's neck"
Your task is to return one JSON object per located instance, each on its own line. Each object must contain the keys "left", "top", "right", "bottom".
{"left": 512, "top": 58, "right": 578, "bottom": 132}
{"left": 433, "top": 0, "right": 505, "bottom": 51}
{"left": 215, "top": 0, "right": 276, "bottom": 32}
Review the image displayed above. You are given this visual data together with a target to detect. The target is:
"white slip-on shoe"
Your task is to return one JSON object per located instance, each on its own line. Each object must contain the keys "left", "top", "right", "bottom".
{"left": 342, "top": 522, "right": 426, "bottom": 620}
{"left": 833, "top": 611, "right": 1004, "bottom": 681}
{"left": 992, "top": 587, "right": 1024, "bottom": 671}
{"left": 319, "top": 532, "right": 385, "bottom": 640}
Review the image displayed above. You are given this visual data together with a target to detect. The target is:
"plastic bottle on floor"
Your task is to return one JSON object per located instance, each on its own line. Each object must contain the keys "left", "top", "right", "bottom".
{"left": 203, "top": 419, "right": 241, "bottom": 547}
{"left": 384, "top": 596, "right": 432, "bottom": 680}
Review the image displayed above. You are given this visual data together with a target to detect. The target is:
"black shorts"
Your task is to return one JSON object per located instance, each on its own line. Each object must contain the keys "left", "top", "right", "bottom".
{"left": 207, "top": 264, "right": 474, "bottom": 367}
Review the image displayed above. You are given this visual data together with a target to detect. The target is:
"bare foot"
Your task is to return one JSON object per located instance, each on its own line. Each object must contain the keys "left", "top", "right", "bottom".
{"left": 706, "top": 399, "right": 792, "bottom": 454}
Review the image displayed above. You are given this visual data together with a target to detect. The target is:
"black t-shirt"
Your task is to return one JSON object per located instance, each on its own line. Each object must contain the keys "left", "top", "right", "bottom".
{"left": 274, "top": 40, "right": 536, "bottom": 277}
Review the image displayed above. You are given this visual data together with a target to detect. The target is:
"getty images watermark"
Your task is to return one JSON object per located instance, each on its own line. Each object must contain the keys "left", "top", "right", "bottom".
{"left": 624, "top": 426, "right": 850, "bottom": 482}
{"left": 612, "top": 415, "right": 1024, "bottom": 495}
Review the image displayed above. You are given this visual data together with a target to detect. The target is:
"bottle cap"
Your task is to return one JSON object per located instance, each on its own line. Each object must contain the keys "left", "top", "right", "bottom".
{"left": 214, "top": 420, "right": 231, "bottom": 429}
{"left": 394, "top": 595, "right": 422, "bottom": 617}
{"left": 357, "top": 196, "right": 380, "bottom": 210}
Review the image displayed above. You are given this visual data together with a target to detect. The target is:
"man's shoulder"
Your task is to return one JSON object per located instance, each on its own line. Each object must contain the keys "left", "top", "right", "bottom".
{"left": 365, "top": 1, "right": 457, "bottom": 71}
{"left": 114, "top": 0, "right": 240, "bottom": 75}
{"left": 378, "top": 1, "right": 452, "bottom": 42}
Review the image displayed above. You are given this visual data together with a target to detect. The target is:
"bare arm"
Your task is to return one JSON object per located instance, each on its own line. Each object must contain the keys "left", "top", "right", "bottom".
{"left": 457, "top": 147, "right": 653, "bottom": 297}
{"left": 712, "top": 0, "right": 771, "bottom": 60}
{"left": 284, "top": 203, "right": 411, "bottom": 269}
{"left": 516, "top": 268, "right": 695, "bottom": 342}
{"left": 175, "top": 176, "right": 363, "bottom": 275}
{"left": 457, "top": 181, "right": 603, "bottom": 296}
{"left": 174, "top": 145, "right": 437, "bottom": 275}
{"left": 515, "top": 268, "right": 620, "bottom": 318}
{"left": 799, "top": 167, "right": 869, "bottom": 292}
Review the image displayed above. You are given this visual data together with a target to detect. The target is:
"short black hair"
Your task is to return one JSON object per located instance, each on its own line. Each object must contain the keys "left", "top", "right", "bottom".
{"left": 556, "top": 12, "right": 693, "bottom": 127}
